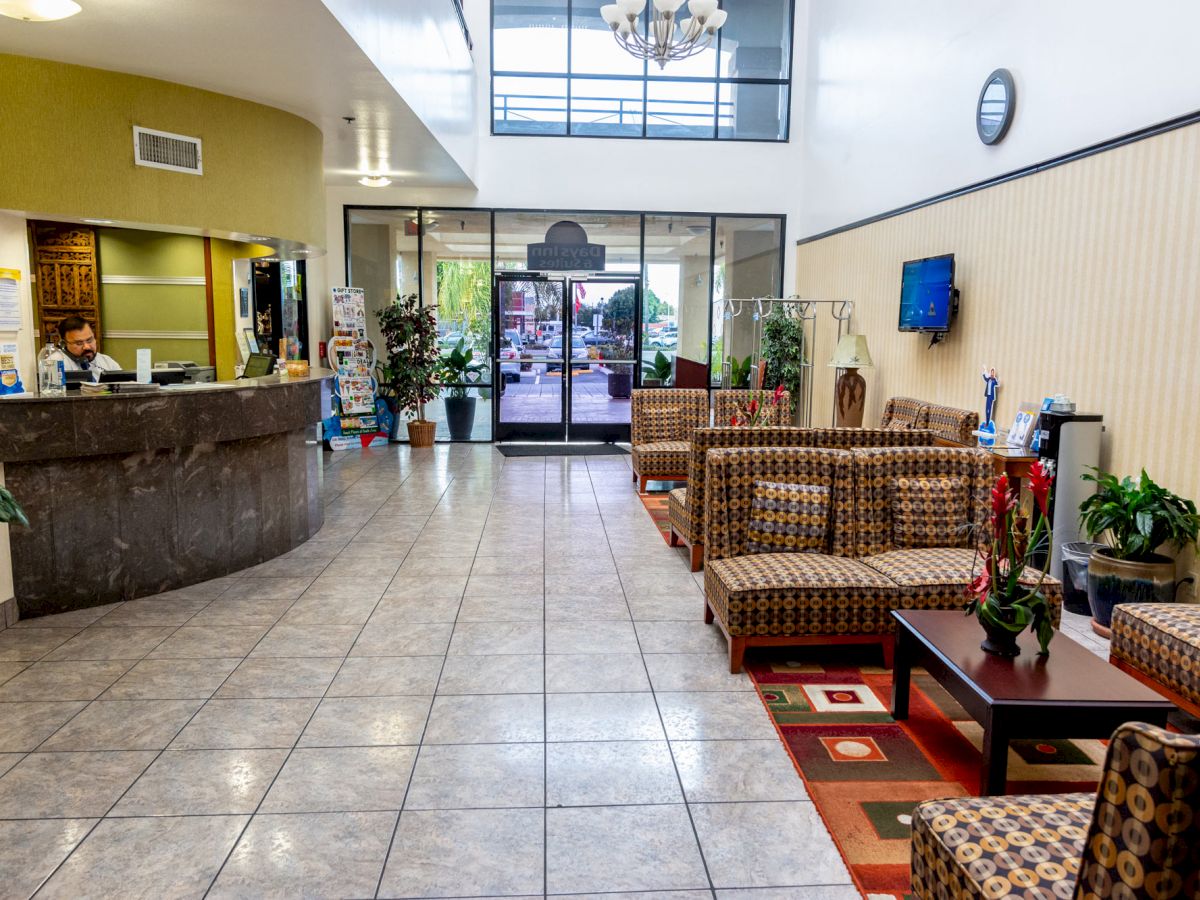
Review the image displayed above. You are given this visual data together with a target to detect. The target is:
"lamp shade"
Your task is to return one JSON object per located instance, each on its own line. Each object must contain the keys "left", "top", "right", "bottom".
{"left": 828, "top": 334, "right": 873, "bottom": 368}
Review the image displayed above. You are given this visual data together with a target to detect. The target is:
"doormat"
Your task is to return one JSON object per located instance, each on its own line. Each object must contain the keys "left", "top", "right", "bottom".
{"left": 495, "top": 443, "right": 629, "bottom": 458}
{"left": 639, "top": 493, "right": 673, "bottom": 545}
{"left": 746, "top": 649, "right": 1109, "bottom": 897}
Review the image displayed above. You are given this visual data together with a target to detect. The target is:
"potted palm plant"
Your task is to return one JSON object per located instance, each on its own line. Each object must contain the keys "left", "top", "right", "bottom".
{"left": 439, "top": 339, "right": 488, "bottom": 441}
{"left": 1079, "top": 468, "right": 1200, "bottom": 636}
{"left": 376, "top": 293, "right": 440, "bottom": 447}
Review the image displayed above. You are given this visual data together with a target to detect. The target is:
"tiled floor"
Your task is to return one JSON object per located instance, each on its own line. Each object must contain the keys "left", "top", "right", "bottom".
{"left": 0, "top": 444, "right": 861, "bottom": 899}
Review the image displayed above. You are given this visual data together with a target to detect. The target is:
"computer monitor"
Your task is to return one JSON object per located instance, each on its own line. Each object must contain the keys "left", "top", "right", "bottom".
{"left": 241, "top": 352, "right": 276, "bottom": 378}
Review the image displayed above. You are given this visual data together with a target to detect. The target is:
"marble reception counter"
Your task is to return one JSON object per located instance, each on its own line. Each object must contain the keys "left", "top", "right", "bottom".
{"left": 0, "top": 371, "right": 333, "bottom": 618}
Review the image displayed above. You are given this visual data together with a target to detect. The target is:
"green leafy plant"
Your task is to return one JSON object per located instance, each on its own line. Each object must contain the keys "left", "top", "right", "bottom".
{"left": 375, "top": 293, "right": 440, "bottom": 421}
{"left": 965, "top": 464, "right": 1056, "bottom": 655}
{"left": 1079, "top": 468, "right": 1200, "bottom": 562}
{"left": 641, "top": 350, "right": 672, "bottom": 383}
{"left": 728, "top": 355, "right": 753, "bottom": 389}
{"left": 0, "top": 486, "right": 28, "bottom": 527}
{"left": 761, "top": 307, "right": 806, "bottom": 414}
{"left": 598, "top": 342, "right": 633, "bottom": 375}
{"left": 438, "top": 339, "right": 488, "bottom": 399}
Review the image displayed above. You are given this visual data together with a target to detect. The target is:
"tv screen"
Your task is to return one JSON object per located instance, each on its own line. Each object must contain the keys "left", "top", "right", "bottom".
{"left": 898, "top": 254, "right": 955, "bottom": 332}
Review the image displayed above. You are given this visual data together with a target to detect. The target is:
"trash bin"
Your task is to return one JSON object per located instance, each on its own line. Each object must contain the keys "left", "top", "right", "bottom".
{"left": 1061, "top": 541, "right": 1103, "bottom": 616}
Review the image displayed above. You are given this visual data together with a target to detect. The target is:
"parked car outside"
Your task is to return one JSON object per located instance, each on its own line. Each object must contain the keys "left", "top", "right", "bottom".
{"left": 499, "top": 339, "right": 521, "bottom": 383}
{"left": 583, "top": 330, "right": 613, "bottom": 346}
{"left": 545, "top": 335, "right": 589, "bottom": 371}
{"left": 438, "top": 330, "right": 465, "bottom": 350}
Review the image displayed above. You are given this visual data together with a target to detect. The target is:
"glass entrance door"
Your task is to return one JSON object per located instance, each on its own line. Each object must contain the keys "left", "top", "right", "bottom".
{"left": 495, "top": 274, "right": 637, "bottom": 443}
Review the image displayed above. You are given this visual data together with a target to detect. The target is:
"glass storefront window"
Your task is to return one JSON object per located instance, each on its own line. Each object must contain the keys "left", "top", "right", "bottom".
{"left": 643, "top": 215, "right": 712, "bottom": 386}
{"left": 712, "top": 215, "right": 784, "bottom": 386}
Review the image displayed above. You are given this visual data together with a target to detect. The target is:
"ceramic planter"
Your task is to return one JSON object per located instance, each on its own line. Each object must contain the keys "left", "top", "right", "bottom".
{"left": 444, "top": 396, "right": 477, "bottom": 441}
{"left": 1087, "top": 547, "right": 1176, "bottom": 636}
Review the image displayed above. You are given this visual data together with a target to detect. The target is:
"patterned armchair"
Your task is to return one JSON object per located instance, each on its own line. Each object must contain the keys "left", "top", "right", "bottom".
{"left": 880, "top": 396, "right": 927, "bottom": 430}
{"left": 911, "top": 722, "right": 1200, "bottom": 899}
{"left": 915, "top": 402, "right": 980, "bottom": 445}
{"left": 669, "top": 426, "right": 939, "bottom": 572}
{"left": 852, "top": 446, "right": 1061, "bottom": 622}
{"left": 1110, "top": 603, "right": 1200, "bottom": 719}
{"left": 702, "top": 446, "right": 898, "bottom": 672}
{"left": 712, "top": 389, "right": 792, "bottom": 427}
{"left": 630, "top": 388, "right": 709, "bottom": 492}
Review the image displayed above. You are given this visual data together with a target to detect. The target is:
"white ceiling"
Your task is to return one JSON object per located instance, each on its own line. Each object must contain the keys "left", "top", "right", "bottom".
{"left": 0, "top": 0, "right": 474, "bottom": 188}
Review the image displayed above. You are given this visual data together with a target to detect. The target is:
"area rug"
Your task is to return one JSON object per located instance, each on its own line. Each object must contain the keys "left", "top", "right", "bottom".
{"left": 495, "top": 443, "right": 629, "bottom": 457}
{"left": 639, "top": 493, "right": 672, "bottom": 545}
{"left": 746, "top": 650, "right": 1107, "bottom": 898}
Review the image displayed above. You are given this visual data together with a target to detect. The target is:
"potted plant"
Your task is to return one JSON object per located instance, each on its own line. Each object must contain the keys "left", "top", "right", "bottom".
{"left": 761, "top": 306, "right": 806, "bottom": 420}
{"left": 375, "top": 293, "right": 440, "bottom": 447}
{"left": 641, "top": 350, "right": 672, "bottom": 388}
{"left": 728, "top": 355, "right": 753, "bottom": 388}
{"left": 601, "top": 342, "right": 633, "bottom": 398}
{"left": 0, "top": 486, "right": 28, "bottom": 527}
{"left": 965, "top": 463, "right": 1056, "bottom": 657}
{"left": 1078, "top": 468, "right": 1200, "bottom": 636}
{"left": 439, "top": 339, "right": 487, "bottom": 441}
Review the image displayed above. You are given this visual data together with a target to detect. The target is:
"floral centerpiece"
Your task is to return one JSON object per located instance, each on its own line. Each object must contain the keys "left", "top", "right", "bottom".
{"left": 965, "top": 461, "right": 1056, "bottom": 657}
{"left": 729, "top": 384, "right": 786, "bottom": 426}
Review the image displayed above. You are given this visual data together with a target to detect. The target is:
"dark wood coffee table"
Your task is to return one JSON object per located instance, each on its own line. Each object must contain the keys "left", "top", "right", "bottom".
{"left": 891, "top": 609, "right": 1173, "bottom": 794}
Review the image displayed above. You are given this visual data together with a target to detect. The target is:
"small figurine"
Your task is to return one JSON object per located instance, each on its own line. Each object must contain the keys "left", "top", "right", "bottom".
{"left": 979, "top": 365, "right": 1000, "bottom": 448}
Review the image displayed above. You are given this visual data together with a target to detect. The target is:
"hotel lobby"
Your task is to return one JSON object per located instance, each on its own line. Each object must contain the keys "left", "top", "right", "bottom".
{"left": 2, "top": 1, "right": 1200, "bottom": 898}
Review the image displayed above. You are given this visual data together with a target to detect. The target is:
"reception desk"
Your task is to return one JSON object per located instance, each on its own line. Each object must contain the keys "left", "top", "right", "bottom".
{"left": 0, "top": 370, "right": 333, "bottom": 618}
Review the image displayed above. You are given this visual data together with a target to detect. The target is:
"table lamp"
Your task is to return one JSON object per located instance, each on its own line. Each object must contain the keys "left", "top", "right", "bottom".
{"left": 828, "top": 334, "right": 873, "bottom": 427}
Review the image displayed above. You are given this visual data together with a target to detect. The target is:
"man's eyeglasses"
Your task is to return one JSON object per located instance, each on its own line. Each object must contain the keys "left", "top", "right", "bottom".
{"left": 65, "top": 336, "right": 96, "bottom": 349}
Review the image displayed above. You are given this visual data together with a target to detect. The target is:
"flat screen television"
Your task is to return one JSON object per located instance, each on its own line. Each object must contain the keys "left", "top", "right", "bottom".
{"left": 898, "top": 254, "right": 956, "bottom": 333}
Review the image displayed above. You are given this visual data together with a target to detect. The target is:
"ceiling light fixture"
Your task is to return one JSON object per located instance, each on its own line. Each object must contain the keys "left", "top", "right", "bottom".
{"left": 0, "top": 0, "right": 81, "bottom": 21}
{"left": 358, "top": 174, "right": 392, "bottom": 188}
{"left": 82, "top": 218, "right": 114, "bottom": 225}
{"left": 600, "top": 0, "right": 727, "bottom": 70}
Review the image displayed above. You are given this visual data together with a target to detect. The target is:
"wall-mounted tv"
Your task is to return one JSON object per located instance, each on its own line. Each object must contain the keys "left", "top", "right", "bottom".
{"left": 898, "top": 254, "right": 956, "bottom": 333}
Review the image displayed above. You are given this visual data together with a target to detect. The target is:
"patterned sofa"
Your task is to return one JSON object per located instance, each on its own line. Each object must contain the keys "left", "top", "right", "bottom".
{"left": 712, "top": 389, "right": 792, "bottom": 427}
{"left": 880, "top": 395, "right": 979, "bottom": 446}
{"left": 911, "top": 722, "right": 1200, "bottom": 899}
{"left": 1110, "top": 603, "right": 1200, "bottom": 719}
{"left": 630, "top": 388, "right": 709, "bottom": 492}
{"left": 668, "top": 426, "right": 938, "bottom": 572}
{"left": 702, "top": 445, "right": 1061, "bottom": 672}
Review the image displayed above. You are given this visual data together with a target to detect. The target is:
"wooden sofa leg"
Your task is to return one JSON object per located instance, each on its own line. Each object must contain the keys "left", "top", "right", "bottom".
{"left": 668, "top": 527, "right": 681, "bottom": 547}
{"left": 729, "top": 636, "right": 747, "bottom": 674}
{"left": 689, "top": 543, "right": 703, "bottom": 572}
{"left": 631, "top": 469, "right": 637, "bottom": 483}
{"left": 880, "top": 635, "right": 895, "bottom": 670}
{"left": 639, "top": 475, "right": 649, "bottom": 492}
{"left": 703, "top": 599, "right": 714, "bottom": 625}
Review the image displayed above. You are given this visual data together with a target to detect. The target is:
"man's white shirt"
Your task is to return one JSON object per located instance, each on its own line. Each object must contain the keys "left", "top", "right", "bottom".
{"left": 62, "top": 352, "right": 122, "bottom": 372}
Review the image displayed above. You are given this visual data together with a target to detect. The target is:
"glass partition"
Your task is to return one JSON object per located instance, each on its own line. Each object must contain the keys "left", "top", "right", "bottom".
{"left": 642, "top": 215, "right": 712, "bottom": 386}
{"left": 712, "top": 216, "right": 784, "bottom": 386}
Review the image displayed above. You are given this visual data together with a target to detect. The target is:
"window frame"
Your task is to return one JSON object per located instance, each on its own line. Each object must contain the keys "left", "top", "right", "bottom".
{"left": 489, "top": 0, "right": 795, "bottom": 142}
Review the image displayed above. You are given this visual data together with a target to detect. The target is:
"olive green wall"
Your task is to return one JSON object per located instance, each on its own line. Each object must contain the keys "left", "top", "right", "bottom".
{"left": 0, "top": 54, "right": 324, "bottom": 249}
{"left": 96, "top": 228, "right": 208, "bottom": 369}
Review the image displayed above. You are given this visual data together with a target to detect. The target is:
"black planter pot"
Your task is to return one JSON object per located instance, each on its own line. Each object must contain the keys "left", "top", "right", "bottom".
{"left": 444, "top": 396, "right": 477, "bottom": 441}
{"left": 1086, "top": 547, "right": 1176, "bottom": 636}
{"left": 979, "top": 619, "right": 1021, "bottom": 657}
{"left": 608, "top": 371, "right": 632, "bottom": 399}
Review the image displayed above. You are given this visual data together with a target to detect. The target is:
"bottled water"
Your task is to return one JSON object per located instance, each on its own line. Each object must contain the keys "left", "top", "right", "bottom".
{"left": 37, "top": 341, "right": 66, "bottom": 396}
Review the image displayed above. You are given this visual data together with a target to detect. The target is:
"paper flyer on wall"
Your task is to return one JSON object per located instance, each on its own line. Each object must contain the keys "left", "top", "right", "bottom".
{"left": 0, "top": 268, "right": 21, "bottom": 329}
{"left": 0, "top": 341, "right": 25, "bottom": 395}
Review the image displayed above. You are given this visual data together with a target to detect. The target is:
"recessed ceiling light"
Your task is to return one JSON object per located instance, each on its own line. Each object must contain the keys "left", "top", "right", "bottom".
{"left": 0, "top": 0, "right": 82, "bottom": 21}
{"left": 358, "top": 175, "right": 392, "bottom": 188}
{"left": 82, "top": 218, "right": 114, "bottom": 225}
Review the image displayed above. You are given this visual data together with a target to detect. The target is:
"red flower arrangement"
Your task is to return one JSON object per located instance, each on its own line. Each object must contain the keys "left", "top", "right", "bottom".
{"left": 965, "top": 460, "right": 1056, "bottom": 656}
{"left": 730, "top": 385, "right": 786, "bottom": 427}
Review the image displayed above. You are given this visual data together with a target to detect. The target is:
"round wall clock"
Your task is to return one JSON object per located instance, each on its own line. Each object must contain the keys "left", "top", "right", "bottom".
{"left": 976, "top": 68, "right": 1016, "bottom": 145}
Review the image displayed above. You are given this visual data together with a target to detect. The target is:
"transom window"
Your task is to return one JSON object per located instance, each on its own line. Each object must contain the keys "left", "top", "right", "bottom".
{"left": 492, "top": 0, "right": 793, "bottom": 141}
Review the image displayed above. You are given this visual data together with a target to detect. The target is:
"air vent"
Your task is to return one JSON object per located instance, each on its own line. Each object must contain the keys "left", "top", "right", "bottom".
{"left": 133, "top": 126, "right": 203, "bottom": 175}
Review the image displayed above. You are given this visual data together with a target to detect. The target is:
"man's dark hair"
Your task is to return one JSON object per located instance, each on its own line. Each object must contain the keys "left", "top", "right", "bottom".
{"left": 57, "top": 315, "right": 92, "bottom": 339}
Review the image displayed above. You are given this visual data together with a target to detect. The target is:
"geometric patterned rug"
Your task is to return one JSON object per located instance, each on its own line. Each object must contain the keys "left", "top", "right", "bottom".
{"left": 746, "top": 650, "right": 1107, "bottom": 898}
{"left": 639, "top": 493, "right": 673, "bottom": 545}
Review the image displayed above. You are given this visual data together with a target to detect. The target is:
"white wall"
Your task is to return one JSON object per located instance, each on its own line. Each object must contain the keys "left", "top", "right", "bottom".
{"left": 798, "top": 0, "right": 1200, "bottom": 236}
{"left": 315, "top": 0, "right": 810, "bottom": 300}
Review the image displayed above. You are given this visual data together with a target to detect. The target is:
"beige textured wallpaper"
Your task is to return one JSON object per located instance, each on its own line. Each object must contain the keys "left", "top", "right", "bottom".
{"left": 796, "top": 121, "right": 1200, "bottom": 586}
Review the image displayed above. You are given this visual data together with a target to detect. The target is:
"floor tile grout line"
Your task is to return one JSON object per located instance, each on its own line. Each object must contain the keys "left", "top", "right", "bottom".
{"left": 588, "top": 456, "right": 718, "bottom": 900}
{"left": 371, "top": 456, "right": 494, "bottom": 900}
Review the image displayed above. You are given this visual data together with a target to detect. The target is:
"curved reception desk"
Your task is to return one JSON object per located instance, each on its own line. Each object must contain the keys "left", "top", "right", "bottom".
{"left": 0, "top": 371, "right": 333, "bottom": 618}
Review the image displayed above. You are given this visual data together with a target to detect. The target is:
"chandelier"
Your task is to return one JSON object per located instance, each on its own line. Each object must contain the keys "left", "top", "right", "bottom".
{"left": 600, "top": 0, "right": 728, "bottom": 70}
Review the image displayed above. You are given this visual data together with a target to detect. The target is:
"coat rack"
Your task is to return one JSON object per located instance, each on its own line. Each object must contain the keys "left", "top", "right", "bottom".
{"left": 717, "top": 296, "right": 852, "bottom": 426}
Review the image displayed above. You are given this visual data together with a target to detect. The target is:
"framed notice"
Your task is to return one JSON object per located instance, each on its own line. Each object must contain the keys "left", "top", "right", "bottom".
{"left": 0, "top": 268, "right": 20, "bottom": 329}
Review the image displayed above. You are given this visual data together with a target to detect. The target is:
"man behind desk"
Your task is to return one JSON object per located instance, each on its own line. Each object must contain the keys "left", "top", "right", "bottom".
{"left": 58, "top": 316, "right": 120, "bottom": 372}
